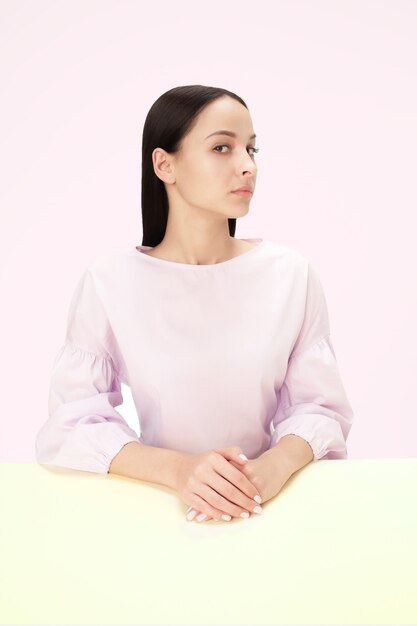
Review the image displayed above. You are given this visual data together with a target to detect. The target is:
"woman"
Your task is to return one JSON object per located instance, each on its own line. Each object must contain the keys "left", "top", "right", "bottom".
{"left": 35, "top": 84, "right": 354, "bottom": 524}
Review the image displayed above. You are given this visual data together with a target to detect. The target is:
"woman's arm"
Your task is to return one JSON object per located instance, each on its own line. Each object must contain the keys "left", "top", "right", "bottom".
{"left": 264, "top": 434, "right": 314, "bottom": 476}
{"left": 108, "top": 441, "right": 185, "bottom": 490}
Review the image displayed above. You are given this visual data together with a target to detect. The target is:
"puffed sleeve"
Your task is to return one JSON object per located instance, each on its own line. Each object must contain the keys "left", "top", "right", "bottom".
{"left": 270, "top": 261, "right": 354, "bottom": 460}
{"left": 35, "top": 268, "right": 141, "bottom": 474}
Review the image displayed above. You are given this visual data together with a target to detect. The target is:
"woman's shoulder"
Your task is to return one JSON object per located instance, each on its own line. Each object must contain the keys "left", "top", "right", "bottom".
{"left": 262, "top": 238, "right": 308, "bottom": 267}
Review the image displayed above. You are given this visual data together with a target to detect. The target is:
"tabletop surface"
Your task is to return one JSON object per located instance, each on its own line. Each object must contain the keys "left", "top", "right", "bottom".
{"left": 1, "top": 459, "right": 416, "bottom": 626}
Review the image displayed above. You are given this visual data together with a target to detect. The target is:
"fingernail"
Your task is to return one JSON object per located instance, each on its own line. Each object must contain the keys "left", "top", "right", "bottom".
{"left": 196, "top": 513, "right": 207, "bottom": 522}
{"left": 253, "top": 505, "right": 263, "bottom": 514}
{"left": 240, "top": 511, "right": 250, "bottom": 518}
{"left": 221, "top": 514, "right": 232, "bottom": 521}
{"left": 239, "top": 453, "right": 248, "bottom": 460}
{"left": 186, "top": 509, "right": 197, "bottom": 521}
{"left": 253, "top": 495, "right": 262, "bottom": 504}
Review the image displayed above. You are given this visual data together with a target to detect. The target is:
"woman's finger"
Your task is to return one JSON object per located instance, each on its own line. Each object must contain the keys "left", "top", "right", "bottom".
{"left": 212, "top": 454, "right": 262, "bottom": 506}
{"left": 186, "top": 507, "right": 215, "bottom": 522}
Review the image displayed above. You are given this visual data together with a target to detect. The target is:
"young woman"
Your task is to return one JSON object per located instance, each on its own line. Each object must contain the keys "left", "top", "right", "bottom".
{"left": 35, "top": 84, "right": 354, "bottom": 524}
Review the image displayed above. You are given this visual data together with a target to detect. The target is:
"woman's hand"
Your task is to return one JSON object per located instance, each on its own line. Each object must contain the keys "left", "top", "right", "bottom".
{"left": 176, "top": 446, "right": 263, "bottom": 523}
{"left": 185, "top": 448, "right": 293, "bottom": 522}
{"left": 229, "top": 449, "right": 293, "bottom": 504}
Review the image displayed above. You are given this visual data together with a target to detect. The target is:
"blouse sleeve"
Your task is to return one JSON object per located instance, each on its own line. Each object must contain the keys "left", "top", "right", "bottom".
{"left": 270, "top": 261, "right": 355, "bottom": 460}
{"left": 35, "top": 268, "right": 141, "bottom": 474}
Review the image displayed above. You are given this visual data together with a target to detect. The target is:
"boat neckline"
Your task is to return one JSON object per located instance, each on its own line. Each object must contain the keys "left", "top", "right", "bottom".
{"left": 131, "top": 238, "right": 266, "bottom": 268}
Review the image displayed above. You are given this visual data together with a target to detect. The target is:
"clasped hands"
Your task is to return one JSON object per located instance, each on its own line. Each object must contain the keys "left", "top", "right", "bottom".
{"left": 176, "top": 445, "right": 294, "bottom": 523}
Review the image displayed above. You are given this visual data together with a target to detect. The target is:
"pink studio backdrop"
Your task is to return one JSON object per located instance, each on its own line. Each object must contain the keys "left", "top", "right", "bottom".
{"left": 1, "top": 1, "right": 416, "bottom": 462}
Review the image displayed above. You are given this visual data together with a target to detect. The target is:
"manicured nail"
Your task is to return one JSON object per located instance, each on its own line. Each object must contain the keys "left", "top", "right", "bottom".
{"left": 196, "top": 513, "right": 207, "bottom": 522}
{"left": 253, "top": 505, "right": 263, "bottom": 514}
{"left": 239, "top": 453, "right": 248, "bottom": 460}
{"left": 186, "top": 509, "right": 197, "bottom": 520}
{"left": 221, "top": 514, "right": 232, "bottom": 521}
{"left": 240, "top": 511, "right": 250, "bottom": 518}
{"left": 253, "top": 495, "right": 262, "bottom": 504}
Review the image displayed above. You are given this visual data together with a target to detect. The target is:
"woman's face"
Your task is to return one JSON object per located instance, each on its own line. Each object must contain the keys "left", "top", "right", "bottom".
{"left": 159, "top": 96, "right": 258, "bottom": 219}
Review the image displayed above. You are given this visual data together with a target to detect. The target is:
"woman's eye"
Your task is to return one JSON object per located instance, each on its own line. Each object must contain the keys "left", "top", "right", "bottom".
{"left": 213, "top": 145, "right": 229, "bottom": 153}
{"left": 214, "top": 145, "right": 260, "bottom": 156}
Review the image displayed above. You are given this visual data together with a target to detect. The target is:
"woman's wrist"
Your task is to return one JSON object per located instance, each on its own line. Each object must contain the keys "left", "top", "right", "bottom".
{"left": 265, "top": 434, "right": 314, "bottom": 477}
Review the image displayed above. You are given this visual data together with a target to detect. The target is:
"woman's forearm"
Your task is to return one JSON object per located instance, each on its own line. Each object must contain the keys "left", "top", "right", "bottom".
{"left": 266, "top": 434, "right": 314, "bottom": 476}
{"left": 108, "top": 441, "right": 185, "bottom": 490}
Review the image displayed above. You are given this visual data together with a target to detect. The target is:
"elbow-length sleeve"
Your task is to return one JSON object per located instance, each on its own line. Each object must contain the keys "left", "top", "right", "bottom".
{"left": 270, "top": 261, "right": 354, "bottom": 461}
{"left": 35, "top": 267, "right": 141, "bottom": 474}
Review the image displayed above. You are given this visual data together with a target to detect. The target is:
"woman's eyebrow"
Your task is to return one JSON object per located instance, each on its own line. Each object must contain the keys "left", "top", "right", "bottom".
{"left": 205, "top": 130, "right": 257, "bottom": 140}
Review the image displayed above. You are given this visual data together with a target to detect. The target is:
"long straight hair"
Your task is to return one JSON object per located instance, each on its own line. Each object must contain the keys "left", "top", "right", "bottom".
{"left": 141, "top": 85, "right": 248, "bottom": 247}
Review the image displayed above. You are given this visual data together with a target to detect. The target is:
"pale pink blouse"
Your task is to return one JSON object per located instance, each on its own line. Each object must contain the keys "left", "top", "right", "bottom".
{"left": 35, "top": 238, "right": 354, "bottom": 474}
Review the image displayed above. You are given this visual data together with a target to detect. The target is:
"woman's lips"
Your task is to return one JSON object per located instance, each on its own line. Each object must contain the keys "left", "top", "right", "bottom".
{"left": 231, "top": 190, "right": 252, "bottom": 196}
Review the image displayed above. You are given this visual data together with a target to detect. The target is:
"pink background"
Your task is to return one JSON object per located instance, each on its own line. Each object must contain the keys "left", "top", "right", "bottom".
{"left": 1, "top": 0, "right": 416, "bottom": 461}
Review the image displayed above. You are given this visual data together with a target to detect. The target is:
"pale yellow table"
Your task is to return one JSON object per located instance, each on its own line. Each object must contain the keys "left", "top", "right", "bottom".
{"left": 1, "top": 459, "right": 416, "bottom": 625}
